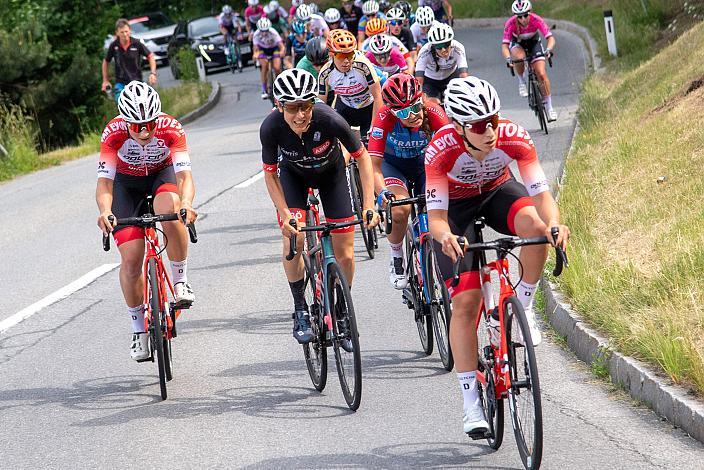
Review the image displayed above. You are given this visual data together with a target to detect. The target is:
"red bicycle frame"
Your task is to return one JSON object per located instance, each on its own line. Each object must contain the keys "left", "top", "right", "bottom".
{"left": 142, "top": 226, "right": 180, "bottom": 339}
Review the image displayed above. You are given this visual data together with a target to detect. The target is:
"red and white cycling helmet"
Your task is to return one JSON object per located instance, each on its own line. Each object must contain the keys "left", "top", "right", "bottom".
{"left": 512, "top": 0, "right": 532, "bottom": 15}
{"left": 382, "top": 73, "right": 422, "bottom": 109}
{"left": 118, "top": 81, "right": 161, "bottom": 123}
{"left": 444, "top": 76, "right": 501, "bottom": 123}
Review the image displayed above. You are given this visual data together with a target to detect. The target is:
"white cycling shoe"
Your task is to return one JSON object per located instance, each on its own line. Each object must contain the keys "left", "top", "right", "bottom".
{"left": 522, "top": 308, "right": 543, "bottom": 346}
{"left": 463, "top": 402, "right": 489, "bottom": 437}
{"left": 130, "top": 333, "right": 150, "bottom": 361}
{"left": 389, "top": 256, "right": 407, "bottom": 290}
{"left": 261, "top": 92, "right": 269, "bottom": 100}
{"left": 174, "top": 282, "right": 195, "bottom": 308}
{"left": 547, "top": 107, "right": 558, "bottom": 122}
{"left": 518, "top": 83, "right": 528, "bottom": 97}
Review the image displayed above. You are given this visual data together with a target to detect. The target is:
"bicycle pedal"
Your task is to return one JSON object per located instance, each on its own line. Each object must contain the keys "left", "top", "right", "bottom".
{"left": 135, "top": 355, "right": 153, "bottom": 364}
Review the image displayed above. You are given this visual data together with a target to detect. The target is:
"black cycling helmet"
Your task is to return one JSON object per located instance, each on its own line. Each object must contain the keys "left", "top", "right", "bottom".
{"left": 305, "top": 36, "right": 329, "bottom": 66}
{"left": 394, "top": 1, "right": 412, "bottom": 19}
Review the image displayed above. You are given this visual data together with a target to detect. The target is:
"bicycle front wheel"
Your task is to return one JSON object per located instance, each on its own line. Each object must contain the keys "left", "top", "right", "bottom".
{"left": 477, "top": 308, "right": 504, "bottom": 449}
{"left": 504, "top": 296, "right": 543, "bottom": 469}
{"left": 267, "top": 66, "right": 276, "bottom": 107}
{"left": 329, "top": 263, "right": 362, "bottom": 410}
{"left": 531, "top": 79, "right": 548, "bottom": 134}
{"left": 303, "top": 266, "right": 327, "bottom": 391}
{"left": 148, "top": 258, "right": 168, "bottom": 400}
{"left": 408, "top": 228, "right": 432, "bottom": 355}
{"left": 426, "top": 243, "right": 453, "bottom": 371}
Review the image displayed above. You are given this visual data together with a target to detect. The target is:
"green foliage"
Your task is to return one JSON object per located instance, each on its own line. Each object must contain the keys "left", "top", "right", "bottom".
{"left": 176, "top": 46, "right": 200, "bottom": 81}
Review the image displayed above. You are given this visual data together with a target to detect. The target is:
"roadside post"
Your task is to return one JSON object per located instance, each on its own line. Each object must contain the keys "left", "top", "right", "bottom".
{"left": 196, "top": 56, "right": 207, "bottom": 82}
{"left": 604, "top": 10, "right": 618, "bottom": 57}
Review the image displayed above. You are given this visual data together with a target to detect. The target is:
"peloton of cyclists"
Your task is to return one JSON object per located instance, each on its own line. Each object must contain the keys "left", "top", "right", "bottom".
{"left": 502, "top": 0, "right": 558, "bottom": 121}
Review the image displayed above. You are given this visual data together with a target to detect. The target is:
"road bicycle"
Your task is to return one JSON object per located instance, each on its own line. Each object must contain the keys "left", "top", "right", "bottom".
{"left": 509, "top": 50, "right": 553, "bottom": 135}
{"left": 225, "top": 33, "right": 244, "bottom": 73}
{"left": 287, "top": 212, "right": 372, "bottom": 411}
{"left": 102, "top": 195, "right": 197, "bottom": 400}
{"left": 347, "top": 157, "right": 378, "bottom": 259}
{"left": 384, "top": 188, "right": 453, "bottom": 371}
{"left": 259, "top": 53, "right": 281, "bottom": 107}
{"left": 451, "top": 218, "right": 568, "bottom": 470}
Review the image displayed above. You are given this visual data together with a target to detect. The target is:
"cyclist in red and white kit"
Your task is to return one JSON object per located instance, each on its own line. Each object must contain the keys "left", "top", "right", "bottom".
{"left": 424, "top": 76, "right": 569, "bottom": 436}
{"left": 96, "top": 81, "right": 197, "bottom": 362}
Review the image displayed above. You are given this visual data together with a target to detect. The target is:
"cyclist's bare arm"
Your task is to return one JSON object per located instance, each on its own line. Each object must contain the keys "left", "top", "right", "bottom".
{"left": 96, "top": 177, "right": 115, "bottom": 234}
{"left": 101, "top": 59, "right": 110, "bottom": 91}
{"left": 501, "top": 43, "right": 512, "bottom": 61}
{"left": 369, "top": 81, "right": 383, "bottom": 126}
{"left": 546, "top": 36, "right": 556, "bottom": 53}
{"left": 444, "top": 0, "right": 453, "bottom": 19}
{"left": 531, "top": 191, "right": 569, "bottom": 248}
{"left": 371, "top": 155, "right": 385, "bottom": 195}
{"left": 353, "top": 147, "right": 381, "bottom": 225}
{"left": 428, "top": 209, "right": 463, "bottom": 261}
{"left": 174, "top": 162, "right": 197, "bottom": 224}
{"left": 277, "top": 42, "right": 286, "bottom": 56}
{"left": 264, "top": 171, "right": 297, "bottom": 237}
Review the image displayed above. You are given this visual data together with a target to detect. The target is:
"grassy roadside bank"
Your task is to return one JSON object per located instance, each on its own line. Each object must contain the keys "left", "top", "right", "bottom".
{"left": 0, "top": 81, "right": 212, "bottom": 182}
{"left": 460, "top": 1, "right": 704, "bottom": 394}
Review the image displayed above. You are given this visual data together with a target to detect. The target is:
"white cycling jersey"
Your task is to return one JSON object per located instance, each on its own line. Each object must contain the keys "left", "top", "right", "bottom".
{"left": 253, "top": 28, "right": 283, "bottom": 49}
{"left": 317, "top": 52, "right": 380, "bottom": 109}
{"left": 415, "top": 40, "right": 468, "bottom": 81}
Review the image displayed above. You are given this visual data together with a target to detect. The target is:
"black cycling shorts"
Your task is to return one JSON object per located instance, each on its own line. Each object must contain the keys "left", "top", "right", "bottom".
{"left": 510, "top": 39, "right": 545, "bottom": 62}
{"left": 334, "top": 100, "right": 374, "bottom": 142}
{"left": 111, "top": 166, "right": 178, "bottom": 244}
{"left": 432, "top": 179, "right": 535, "bottom": 295}
{"left": 381, "top": 154, "right": 425, "bottom": 196}
{"left": 278, "top": 157, "right": 355, "bottom": 233}
{"left": 422, "top": 71, "right": 461, "bottom": 99}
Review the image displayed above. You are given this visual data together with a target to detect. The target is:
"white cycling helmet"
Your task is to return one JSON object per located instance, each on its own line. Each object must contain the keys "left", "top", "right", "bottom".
{"left": 222, "top": 4, "right": 233, "bottom": 15}
{"left": 369, "top": 33, "right": 393, "bottom": 54}
{"left": 512, "top": 0, "right": 532, "bottom": 15}
{"left": 308, "top": 3, "right": 319, "bottom": 14}
{"left": 248, "top": 0, "right": 259, "bottom": 6}
{"left": 444, "top": 77, "right": 501, "bottom": 123}
{"left": 363, "top": 0, "right": 380, "bottom": 15}
{"left": 268, "top": 0, "right": 279, "bottom": 10}
{"left": 273, "top": 69, "right": 318, "bottom": 103}
{"left": 385, "top": 7, "right": 405, "bottom": 21}
{"left": 292, "top": 0, "right": 302, "bottom": 6}
{"left": 295, "top": 4, "right": 311, "bottom": 21}
{"left": 415, "top": 6, "right": 435, "bottom": 27}
{"left": 324, "top": 8, "right": 341, "bottom": 23}
{"left": 427, "top": 22, "right": 454, "bottom": 44}
{"left": 118, "top": 81, "right": 161, "bottom": 124}
{"left": 257, "top": 17, "right": 271, "bottom": 30}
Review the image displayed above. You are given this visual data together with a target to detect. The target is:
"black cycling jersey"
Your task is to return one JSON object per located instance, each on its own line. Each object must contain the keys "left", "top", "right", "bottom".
{"left": 105, "top": 38, "right": 153, "bottom": 85}
{"left": 392, "top": 27, "right": 415, "bottom": 52}
{"left": 260, "top": 103, "right": 363, "bottom": 172}
{"left": 341, "top": 6, "right": 364, "bottom": 36}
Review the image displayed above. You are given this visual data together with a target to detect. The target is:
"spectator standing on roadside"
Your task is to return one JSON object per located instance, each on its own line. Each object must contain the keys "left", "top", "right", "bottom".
{"left": 102, "top": 18, "right": 157, "bottom": 102}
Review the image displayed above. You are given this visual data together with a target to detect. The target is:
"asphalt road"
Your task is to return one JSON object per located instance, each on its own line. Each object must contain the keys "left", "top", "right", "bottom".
{"left": 0, "top": 27, "right": 702, "bottom": 469}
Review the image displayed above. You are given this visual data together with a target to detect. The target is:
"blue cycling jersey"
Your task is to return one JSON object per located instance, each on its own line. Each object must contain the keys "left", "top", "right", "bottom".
{"left": 287, "top": 32, "right": 313, "bottom": 60}
{"left": 383, "top": 122, "right": 429, "bottom": 159}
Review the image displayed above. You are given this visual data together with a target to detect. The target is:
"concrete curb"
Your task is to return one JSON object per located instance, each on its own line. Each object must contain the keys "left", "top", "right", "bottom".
{"left": 179, "top": 81, "right": 221, "bottom": 125}
{"left": 454, "top": 17, "right": 602, "bottom": 72}
{"left": 460, "top": 15, "right": 704, "bottom": 442}
{"left": 542, "top": 281, "right": 704, "bottom": 443}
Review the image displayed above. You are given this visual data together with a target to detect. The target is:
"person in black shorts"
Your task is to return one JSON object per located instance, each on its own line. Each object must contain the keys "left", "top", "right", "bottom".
{"left": 102, "top": 18, "right": 157, "bottom": 102}
{"left": 260, "top": 68, "right": 380, "bottom": 344}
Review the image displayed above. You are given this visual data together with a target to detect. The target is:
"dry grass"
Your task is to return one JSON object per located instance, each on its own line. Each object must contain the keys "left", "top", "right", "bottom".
{"left": 556, "top": 21, "right": 704, "bottom": 395}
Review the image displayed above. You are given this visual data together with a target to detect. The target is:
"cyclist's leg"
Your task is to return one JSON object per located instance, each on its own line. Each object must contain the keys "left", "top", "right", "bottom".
{"left": 258, "top": 51, "right": 271, "bottom": 95}
{"left": 317, "top": 159, "right": 356, "bottom": 283}
{"left": 510, "top": 42, "right": 528, "bottom": 96}
{"left": 272, "top": 55, "right": 283, "bottom": 75}
{"left": 421, "top": 77, "right": 444, "bottom": 104}
{"left": 530, "top": 41, "right": 555, "bottom": 119}
{"left": 381, "top": 159, "right": 411, "bottom": 288}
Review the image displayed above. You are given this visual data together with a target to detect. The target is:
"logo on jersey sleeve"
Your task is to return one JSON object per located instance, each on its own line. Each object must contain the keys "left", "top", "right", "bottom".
{"left": 371, "top": 127, "right": 384, "bottom": 139}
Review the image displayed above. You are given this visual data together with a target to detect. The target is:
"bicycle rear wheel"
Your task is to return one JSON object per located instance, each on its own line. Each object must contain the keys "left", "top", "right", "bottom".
{"left": 164, "top": 302, "right": 174, "bottom": 382}
{"left": 148, "top": 258, "right": 168, "bottom": 400}
{"left": 425, "top": 243, "right": 453, "bottom": 371}
{"left": 504, "top": 296, "right": 542, "bottom": 469}
{"left": 349, "top": 164, "right": 375, "bottom": 259}
{"left": 329, "top": 263, "right": 362, "bottom": 410}
{"left": 476, "top": 308, "right": 504, "bottom": 449}
{"left": 303, "top": 266, "right": 327, "bottom": 391}
{"left": 407, "top": 228, "right": 432, "bottom": 355}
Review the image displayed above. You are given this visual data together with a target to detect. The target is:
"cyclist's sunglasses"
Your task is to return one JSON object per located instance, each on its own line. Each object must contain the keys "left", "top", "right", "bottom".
{"left": 516, "top": 13, "right": 530, "bottom": 19}
{"left": 334, "top": 51, "right": 355, "bottom": 60}
{"left": 129, "top": 120, "right": 157, "bottom": 134}
{"left": 464, "top": 114, "right": 500, "bottom": 134}
{"left": 392, "top": 100, "right": 423, "bottom": 119}
{"left": 374, "top": 52, "right": 390, "bottom": 61}
{"left": 282, "top": 100, "right": 315, "bottom": 113}
{"left": 388, "top": 20, "right": 403, "bottom": 26}
{"left": 433, "top": 41, "right": 452, "bottom": 50}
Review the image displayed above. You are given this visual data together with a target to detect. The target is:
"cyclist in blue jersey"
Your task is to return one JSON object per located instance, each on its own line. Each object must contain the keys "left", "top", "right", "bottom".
{"left": 368, "top": 74, "right": 449, "bottom": 288}
{"left": 285, "top": 19, "right": 313, "bottom": 68}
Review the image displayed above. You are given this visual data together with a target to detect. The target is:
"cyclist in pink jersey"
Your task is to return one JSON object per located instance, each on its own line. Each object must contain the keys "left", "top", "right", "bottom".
{"left": 424, "top": 77, "right": 569, "bottom": 436}
{"left": 96, "top": 81, "right": 197, "bottom": 362}
{"left": 502, "top": 0, "right": 557, "bottom": 121}
{"left": 245, "top": 0, "right": 266, "bottom": 37}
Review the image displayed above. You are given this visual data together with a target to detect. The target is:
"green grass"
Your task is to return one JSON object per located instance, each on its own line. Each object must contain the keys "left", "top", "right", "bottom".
{"left": 555, "top": 21, "right": 704, "bottom": 395}
{"left": 0, "top": 81, "right": 212, "bottom": 183}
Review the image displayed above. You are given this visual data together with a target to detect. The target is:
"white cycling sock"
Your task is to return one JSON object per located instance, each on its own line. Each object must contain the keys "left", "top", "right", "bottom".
{"left": 543, "top": 94, "right": 553, "bottom": 109}
{"left": 389, "top": 241, "right": 404, "bottom": 258}
{"left": 457, "top": 371, "right": 479, "bottom": 412}
{"left": 516, "top": 280, "right": 537, "bottom": 312}
{"left": 518, "top": 74, "right": 526, "bottom": 85}
{"left": 171, "top": 259, "right": 188, "bottom": 285}
{"left": 128, "top": 305, "right": 145, "bottom": 333}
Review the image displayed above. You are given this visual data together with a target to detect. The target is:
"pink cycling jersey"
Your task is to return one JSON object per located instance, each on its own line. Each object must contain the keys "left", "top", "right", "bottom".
{"left": 365, "top": 49, "right": 407, "bottom": 74}
{"left": 502, "top": 13, "right": 552, "bottom": 44}
{"left": 424, "top": 119, "right": 549, "bottom": 211}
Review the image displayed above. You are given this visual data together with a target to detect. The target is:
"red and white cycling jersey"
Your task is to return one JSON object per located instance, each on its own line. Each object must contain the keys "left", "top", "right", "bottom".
{"left": 98, "top": 114, "right": 191, "bottom": 179}
{"left": 424, "top": 119, "right": 549, "bottom": 211}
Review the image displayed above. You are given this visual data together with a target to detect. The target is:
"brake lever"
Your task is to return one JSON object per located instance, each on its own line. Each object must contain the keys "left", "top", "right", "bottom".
{"left": 451, "top": 236, "right": 466, "bottom": 287}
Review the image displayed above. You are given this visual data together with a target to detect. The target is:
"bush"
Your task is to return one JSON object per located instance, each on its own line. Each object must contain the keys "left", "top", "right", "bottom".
{"left": 176, "top": 46, "right": 200, "bottom": 81}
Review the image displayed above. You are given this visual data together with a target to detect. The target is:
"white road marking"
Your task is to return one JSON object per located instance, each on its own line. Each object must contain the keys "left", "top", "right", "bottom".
{"left": 234, "top": 170, "right": 264, "bottom": 188}
{"left": 0, "top": 263, "right": 120, "bottom": 334}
